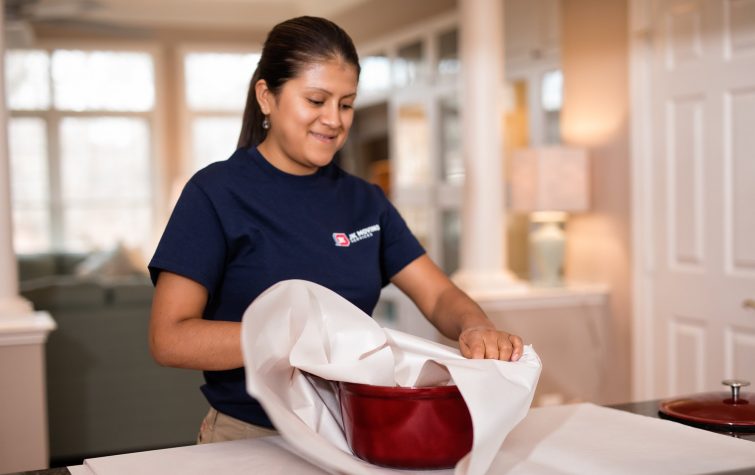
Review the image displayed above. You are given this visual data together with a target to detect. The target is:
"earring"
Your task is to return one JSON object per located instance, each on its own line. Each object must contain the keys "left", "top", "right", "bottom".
{"left": 262, "top": 116, "right": 270, "bottom": 130}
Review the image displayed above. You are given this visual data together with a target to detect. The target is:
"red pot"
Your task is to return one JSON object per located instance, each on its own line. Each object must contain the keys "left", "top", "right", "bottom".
{"left": 338, "top": 381, "right": 473, "bottom": 469}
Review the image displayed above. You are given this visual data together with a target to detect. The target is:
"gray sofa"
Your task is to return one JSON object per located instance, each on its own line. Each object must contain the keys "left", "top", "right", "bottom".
{"left": 18, "top": 253, "right": 208, "bottom": 463}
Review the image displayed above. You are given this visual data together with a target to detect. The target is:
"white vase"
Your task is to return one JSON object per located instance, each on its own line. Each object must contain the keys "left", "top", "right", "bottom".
{"left": 530, "top": 219, "right": 565, "bottom": 287}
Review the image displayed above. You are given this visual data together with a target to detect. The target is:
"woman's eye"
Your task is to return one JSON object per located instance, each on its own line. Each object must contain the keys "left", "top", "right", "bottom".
{"left": 308, "top": 99, "right": 324, "bottom": 106}
{"left": 340, "top": 103, "right": 354, "bottom": 110}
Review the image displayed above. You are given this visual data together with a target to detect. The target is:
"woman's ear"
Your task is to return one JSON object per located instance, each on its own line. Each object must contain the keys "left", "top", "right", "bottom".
{"left": 255, "top": 79, "right": 272, "bottom": 115}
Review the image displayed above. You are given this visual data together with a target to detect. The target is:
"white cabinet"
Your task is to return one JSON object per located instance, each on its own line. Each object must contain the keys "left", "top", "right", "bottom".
{"left": 477, "top": 285, "right": 611, "bottom": 405}
{"left": 345, "top": 13, "right": 464, "bottom": 274}
{"left": 374, "top": 283, "right": 612, "bottom": 406}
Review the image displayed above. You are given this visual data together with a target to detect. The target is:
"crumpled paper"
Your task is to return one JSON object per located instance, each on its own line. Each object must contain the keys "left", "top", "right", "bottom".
{"left": 241, "top": 280, "right": 542, "bottom": 475}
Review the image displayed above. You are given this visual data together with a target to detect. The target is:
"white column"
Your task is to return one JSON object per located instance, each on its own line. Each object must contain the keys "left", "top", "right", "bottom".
{"left": 453, "top": 0, "right": 523, "bottom": 296}
{"left": 0, "top": 0, "right": 33, "bottom": 318}
{"left": 0, "top": 2, "right": 56, "bottom": 471}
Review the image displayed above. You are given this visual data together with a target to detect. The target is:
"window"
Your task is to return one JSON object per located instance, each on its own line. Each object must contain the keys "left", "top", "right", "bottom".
{"left": 541, "top": 69, "right": 563, "bottom": 144}
{"left": 394, "top": 41, "right": 425, "bottom": 87}
{"left": 359, "top": 53, "right": 391, "bottom": 95}
{"left": 6, "top": 48, "right": 156, "bottom": 253}
{"left": 437, "top": 29, "right": 460, "bottom": 79}
{"left": 183, "top": 51, "right": 259, "bottom": 172}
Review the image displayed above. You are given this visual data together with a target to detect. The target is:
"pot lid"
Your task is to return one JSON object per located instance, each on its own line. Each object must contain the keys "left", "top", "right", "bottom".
{"left": 659, "top": 379, "right": 755, "bottom": 432}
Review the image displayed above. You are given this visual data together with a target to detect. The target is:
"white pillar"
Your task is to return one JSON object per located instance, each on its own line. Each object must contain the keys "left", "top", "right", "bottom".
{"left": 0, "top": 2, "right": 56, "bottom": 471}
{"left": 453, "top": 0, "right": 523, "bottom": 296}
{"left": 0, "top": 0, "right": 33, "bottom": 317}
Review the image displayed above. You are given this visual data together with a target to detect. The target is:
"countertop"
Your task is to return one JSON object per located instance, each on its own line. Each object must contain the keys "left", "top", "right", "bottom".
{"left": 6, "top": 399, "right": 755, "bottom": 475}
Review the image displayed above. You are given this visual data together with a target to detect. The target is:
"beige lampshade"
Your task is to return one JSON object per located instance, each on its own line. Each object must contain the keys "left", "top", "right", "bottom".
{"left": 510, "top": 146, "right": 589, "bottom": 213}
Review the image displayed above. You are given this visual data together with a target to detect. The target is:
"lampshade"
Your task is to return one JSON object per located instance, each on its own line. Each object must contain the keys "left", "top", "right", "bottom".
{"left": 510, "top": 146, "right": 589, "bottom": 213}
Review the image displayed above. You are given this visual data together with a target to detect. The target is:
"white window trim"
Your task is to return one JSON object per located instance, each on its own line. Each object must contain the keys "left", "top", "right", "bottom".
{"left": 9, "top": 39, "right": 166, "bottom": 253}
{"left": 175, "top": 43, "right": 262, "bottom": 182}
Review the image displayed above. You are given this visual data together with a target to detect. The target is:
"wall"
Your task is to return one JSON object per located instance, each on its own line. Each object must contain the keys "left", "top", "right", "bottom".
{"left": 561, "top": 0, "right": 631, "bottom": 403}
{"left": 0, "top": 342, "right": 49, "bottom": 472}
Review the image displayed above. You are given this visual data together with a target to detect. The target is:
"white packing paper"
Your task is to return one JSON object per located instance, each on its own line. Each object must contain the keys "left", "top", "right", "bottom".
{"left": 241, "top": 279, "right": 542, "bottom": 475}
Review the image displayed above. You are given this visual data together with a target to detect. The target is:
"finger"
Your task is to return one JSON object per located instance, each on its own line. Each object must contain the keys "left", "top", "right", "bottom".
{"left": 469, "top": 338, "right": 485, "bottom": 359}
{"left": 509, "top": 334, "right": 524, "bottom": 361}
{"left": 461, "top": 332, "right": 486, "bottom": 359}
{"left": 484, "top": 332, "right": 500, "bottom": 359}
{"left": 459, "top": 338, "right": 472, "bottom": 358}
{"left": 496, "top": 334, "right": 514, "bottom": 361}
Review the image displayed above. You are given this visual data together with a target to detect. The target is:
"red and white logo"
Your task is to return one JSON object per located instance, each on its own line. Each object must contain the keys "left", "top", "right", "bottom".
{"left": 332, "top": 233, "right": 350, "bottom": 247}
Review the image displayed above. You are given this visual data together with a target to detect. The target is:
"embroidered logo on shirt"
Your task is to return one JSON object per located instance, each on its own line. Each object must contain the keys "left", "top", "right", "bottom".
{"left": 333, "top": 233, "right": 351, "bottom": 247}
{"left": 333, "top": 224, "right": 380, "bottom": 247}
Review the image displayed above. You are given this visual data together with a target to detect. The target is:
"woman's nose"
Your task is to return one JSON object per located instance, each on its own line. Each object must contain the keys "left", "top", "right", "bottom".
{"left": 320, "top": 103, "right": 342, "bottom": 128}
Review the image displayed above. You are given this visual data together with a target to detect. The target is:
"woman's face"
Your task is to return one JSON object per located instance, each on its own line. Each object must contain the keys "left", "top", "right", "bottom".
{"left": 256, "top": 58, "right": 358, "bottom": 175}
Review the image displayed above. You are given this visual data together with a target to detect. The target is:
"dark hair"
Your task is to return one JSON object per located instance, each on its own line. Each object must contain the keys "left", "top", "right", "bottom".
{"left": 237, "top": 16, "right": 361, "bottom": 148}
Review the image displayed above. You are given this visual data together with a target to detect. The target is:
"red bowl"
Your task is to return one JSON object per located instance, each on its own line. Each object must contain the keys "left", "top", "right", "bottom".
{"left": 338, "top": 381, "right": 473, "bottom": 469}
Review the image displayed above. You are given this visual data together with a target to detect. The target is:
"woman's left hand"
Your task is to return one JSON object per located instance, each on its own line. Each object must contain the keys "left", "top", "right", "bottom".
{"left": 459, "top": 326, "right": 523, "bottom": 361}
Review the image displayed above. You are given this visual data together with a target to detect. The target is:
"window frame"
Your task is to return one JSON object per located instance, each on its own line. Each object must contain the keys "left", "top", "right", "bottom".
{"left": 175, "top": 43, "right": 261, "bottom": 180}
{"left": 7, "top": 39, "right": 166, "bottom": 253}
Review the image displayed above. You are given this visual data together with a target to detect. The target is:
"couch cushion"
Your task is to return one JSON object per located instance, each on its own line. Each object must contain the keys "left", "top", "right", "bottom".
{"left": 21, "top": 276, "right": 108, "bottom": 309}
{"left": 75, "top": 244, "right": 148, "bottom": 279}
{"left": 17, "top": 253, "right": 58, "bottom": 281}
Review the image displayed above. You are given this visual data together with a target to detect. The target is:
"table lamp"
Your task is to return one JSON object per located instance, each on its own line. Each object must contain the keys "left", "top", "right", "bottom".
{"left": 510, "top": 146, "right": 589, "bottom": 287}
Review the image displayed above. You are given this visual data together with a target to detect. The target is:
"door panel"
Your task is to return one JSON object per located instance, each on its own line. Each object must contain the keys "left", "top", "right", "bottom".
{"left": 649, "top": 0, "right": 755, "bottom": 398}
{"left": 666, "top": 95, "right": 705, "bottom": 269}
{"left": 725, "top": 89, "right": 755, "bottom": 274}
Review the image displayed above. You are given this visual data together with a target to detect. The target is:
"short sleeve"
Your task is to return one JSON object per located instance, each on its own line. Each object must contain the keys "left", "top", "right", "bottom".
{"left": 377, "top": 187, "right": 426, "bottom": 285}
{"left": 148, "top": 179, "right": 227, "bottom": 296}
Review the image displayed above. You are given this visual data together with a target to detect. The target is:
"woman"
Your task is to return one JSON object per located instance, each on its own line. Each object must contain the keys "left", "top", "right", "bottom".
{"left": 148, "top": 16, "right": 523, "bottom": 444}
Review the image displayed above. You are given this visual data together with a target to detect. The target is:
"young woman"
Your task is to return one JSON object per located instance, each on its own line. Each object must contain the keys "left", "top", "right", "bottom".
{"left": 148, "top": 16, "right": 523, "bottom": 444}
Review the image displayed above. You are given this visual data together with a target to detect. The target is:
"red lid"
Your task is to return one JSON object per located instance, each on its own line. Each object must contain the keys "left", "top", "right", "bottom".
{"left": 659, "top": 380, "right": 755, "bottom": 431}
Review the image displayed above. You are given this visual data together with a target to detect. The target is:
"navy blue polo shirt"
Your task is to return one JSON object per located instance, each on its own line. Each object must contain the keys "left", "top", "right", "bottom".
{"left": 148, "top": 147, "right": 425, "bottom": 427}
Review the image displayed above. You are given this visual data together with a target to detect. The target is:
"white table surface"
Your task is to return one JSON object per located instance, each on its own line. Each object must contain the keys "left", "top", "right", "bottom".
{"left": 69, "top": 403, "right": 755, "bottom": 475}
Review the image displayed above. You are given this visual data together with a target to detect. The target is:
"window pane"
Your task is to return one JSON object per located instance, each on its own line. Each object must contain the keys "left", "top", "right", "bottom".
{"left": 9, "top": 117, "right": 50, "bottom": 253}
{"left": 8, "top": 118, "right": 49, "bottom": 205}
{"left": 441, "top": 210, "right": 460, "bottom": 275}
{"left": 191, "top": 116, "right": 242, "bottom": 171}
{"left": 437, "top": 29, "right": 460, "bottom": 78}
{"left": 52, "top": 50, "right": 155, "bottom": 111}
{"left": 541, "top": 69, "right": 563, "bottom": 112}
{"left": 394, "top": 41, "right": 425, "bottom": 87}
{"left": 397, "top": 206, "right": 430, "bottom": 250}
{"left": 5, "top": 50, "right": 50, "bottom": 110}
{"left": 13, "top": 209, "right": 51, "bottom": 253}
{"left": 359, "top": 53, "right": 391, "bottom": 94}
{"left": 64, "top": 207, "right": 151, "bottom": 251}
{"left": 185, "top": 52, "right": 260, "bottom": 111}
{"left": 394, "top": 103, "right": 430, "bottom": 187}
{"left": 60, "top": 117, "right": 151, "bottom": 250}
{"left": 440, "top": 96, "right": 463, "bottom": 184}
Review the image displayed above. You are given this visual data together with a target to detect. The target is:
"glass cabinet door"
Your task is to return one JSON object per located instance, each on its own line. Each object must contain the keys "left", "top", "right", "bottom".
{"left": 436, "top": 28, "right": 460, "bottom": 80}
{"left": 439, "top": 95, "right": 463, "bottom": 185}
{"left": 393, "top": 41, "right": 426, "bottom": 87}
{"left": 441, "top": 209, "right": 461, "bottom": 275}
{"left": 393, "top": 102, "right": 432, "bottom": 188}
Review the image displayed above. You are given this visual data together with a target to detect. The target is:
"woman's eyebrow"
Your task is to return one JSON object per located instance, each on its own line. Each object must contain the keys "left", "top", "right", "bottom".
{"left": 305, "top": 87, "right": 357, "bottom": 98}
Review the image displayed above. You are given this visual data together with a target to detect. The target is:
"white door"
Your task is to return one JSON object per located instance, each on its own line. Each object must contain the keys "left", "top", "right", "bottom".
{"left": 645, "top": 0, "right": 755, "bottom": 398}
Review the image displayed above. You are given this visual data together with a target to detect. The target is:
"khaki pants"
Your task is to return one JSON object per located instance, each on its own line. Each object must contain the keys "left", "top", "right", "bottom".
{"left": 197, "top": 407, "right": 278, "bottom": 444}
